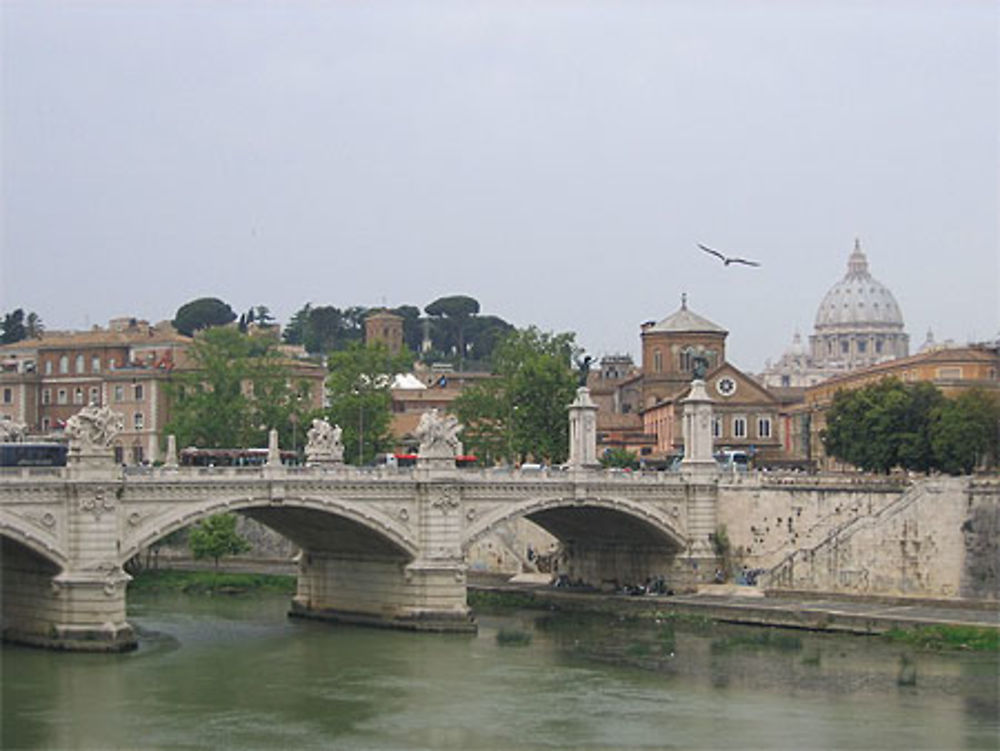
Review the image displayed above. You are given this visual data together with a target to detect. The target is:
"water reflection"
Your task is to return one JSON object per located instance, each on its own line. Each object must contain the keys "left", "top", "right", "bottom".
{"left": 2, "top": 593, "right": 997, "bottom": 750}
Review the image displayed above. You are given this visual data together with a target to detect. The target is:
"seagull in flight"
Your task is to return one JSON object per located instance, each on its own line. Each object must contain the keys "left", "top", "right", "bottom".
{"left": 697, "top": 243, "right": 761, "bottom": 267}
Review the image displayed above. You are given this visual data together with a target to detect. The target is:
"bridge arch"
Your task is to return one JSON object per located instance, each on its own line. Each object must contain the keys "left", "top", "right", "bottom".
{"left": 0, "top": 511, "right": 67, "bottom": 570}
{"left": 462, "top": 494, "right": 687, "bottom": 554}
{"left": 121, "top": 493, "right": 419, "bottom": 566}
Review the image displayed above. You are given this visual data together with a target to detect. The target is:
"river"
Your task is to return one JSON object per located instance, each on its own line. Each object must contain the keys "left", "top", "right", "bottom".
{"left": 2, "top": 591, "right": 997, "bottom": 750}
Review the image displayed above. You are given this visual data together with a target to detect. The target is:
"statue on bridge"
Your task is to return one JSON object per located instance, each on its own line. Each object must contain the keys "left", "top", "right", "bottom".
{"left": 305, "top": 418, "right": 344, "bottom": 465}
{"left": 65, "top": 405, "right": 124, "bottom": 455}
{"left": 0, "top": 417, "right": 28, "bottom": 443}
{"left": 415, "top": 409, "right": 463, "bottom": 459}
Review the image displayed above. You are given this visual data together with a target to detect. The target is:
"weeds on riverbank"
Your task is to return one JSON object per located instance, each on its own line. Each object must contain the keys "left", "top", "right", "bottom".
{"left": 129, "top": 570, "right": 296, "bottom": 595}
{"left": 710, "top": 628, "right": 803, "bottom": 654}
{"left": 882, "top": 625, "right": 998, "bottom": 652}
{"left": 468, "top": 589, "right": 538, "bottom": 611}
{"left": 496, "top": 628, "right": 533, "bottom": 646}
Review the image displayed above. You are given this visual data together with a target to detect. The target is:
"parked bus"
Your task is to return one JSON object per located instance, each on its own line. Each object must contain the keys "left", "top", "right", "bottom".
{"left": 0, "top": 442, "right": 68, "bottom": 467}
{"left": 179, "top": 447, "right": 300, "bottom": 467}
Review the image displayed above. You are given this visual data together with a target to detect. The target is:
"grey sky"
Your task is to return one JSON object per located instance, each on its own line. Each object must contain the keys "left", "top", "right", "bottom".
{"left": 2, "top": 1, "right": 996, "bottom": 371}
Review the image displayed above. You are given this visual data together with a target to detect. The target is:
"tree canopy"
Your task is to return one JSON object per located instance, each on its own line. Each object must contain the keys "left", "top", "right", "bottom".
{"left": 325, "top": 342, "right": 414, "bottom": 465}
{"left": 163, "top": 327, "right": 312, "bottom": 451}
{"left": 425, "top": 295, "right": 481, "bottom": 368}
{"left": 1, "top": 309, "right": 26, "bottom": 344}
{"left": 822, "top": 378, "right": 998, "bottom": 474}
{"left": 172, "top": 297, "right": 237, "bottom": 336}
{"left": 188, "top": 513, "right": 251, "bottom": 568}
{"left": 454, "top": 327, "right": 579, "bottom": 465}
{"left": 282, "top": 303, "right": 367, "bottom": 354}
{"left": 1, "top": 309, "right": 43, "bottom": 344}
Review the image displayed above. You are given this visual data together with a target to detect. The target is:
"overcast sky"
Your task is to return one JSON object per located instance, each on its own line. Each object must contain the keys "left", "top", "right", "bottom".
{"left": 2, "top": 1, "right": 996, "bottom": 371}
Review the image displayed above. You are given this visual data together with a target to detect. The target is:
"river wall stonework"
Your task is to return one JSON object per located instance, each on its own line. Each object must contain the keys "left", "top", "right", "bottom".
{"left": 757, "top": 477, "right": 999, "bottom": 600}
{"left": 716, "top": 478, "right": 908, "bottom": 572}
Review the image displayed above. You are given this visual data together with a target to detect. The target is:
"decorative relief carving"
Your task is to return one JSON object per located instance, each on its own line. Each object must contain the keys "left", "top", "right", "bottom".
{"left": 398, "top": 508, "right": 409, "bottom": 522}
{"left": 79, "top": 488, "right": 115, "bottom": 520}
{"left": 431, "top": 486, "right": 460, "bottom": 513}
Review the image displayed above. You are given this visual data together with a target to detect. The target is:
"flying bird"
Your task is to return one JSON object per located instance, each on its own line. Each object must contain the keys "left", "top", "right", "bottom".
{"left": 697, "top": 243, "right": 761, "bottom": 267}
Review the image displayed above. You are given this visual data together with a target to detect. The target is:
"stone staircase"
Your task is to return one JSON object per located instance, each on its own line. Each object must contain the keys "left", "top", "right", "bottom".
{"left": 762, "top": 477, "right": 969, "bottom": 597}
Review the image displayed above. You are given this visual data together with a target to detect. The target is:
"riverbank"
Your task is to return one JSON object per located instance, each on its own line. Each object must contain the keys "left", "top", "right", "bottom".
{"left": 128, "top": 569, "right": 998, "bottom": 651}
{"left": 129, "top": 569, "right": 296, "bottom": 595}
{"left": 467, "top": 583, "right": 999, "bottom": 651}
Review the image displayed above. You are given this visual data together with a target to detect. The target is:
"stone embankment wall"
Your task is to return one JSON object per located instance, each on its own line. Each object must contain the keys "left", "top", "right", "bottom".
{"left": 717, "top": 475, "right": 909, "bottom": 572}
{"left": 756, "top": 476, "right": 999, "bottom": 601}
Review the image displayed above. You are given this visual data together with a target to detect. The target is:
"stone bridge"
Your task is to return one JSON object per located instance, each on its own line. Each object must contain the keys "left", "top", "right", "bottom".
{"left": 0, "top": 458, "right": 720, "bottom": 651}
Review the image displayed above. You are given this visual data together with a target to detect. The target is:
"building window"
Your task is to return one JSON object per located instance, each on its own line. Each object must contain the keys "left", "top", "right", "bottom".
{"left": 114, "top": 446, "right": 124, "bottom": 464}
{"left": 132, "top": 446, "right": 144, "bottom": 464}
{"left": 757, "top": 417, "right": 772, "bottom": 439}
{"left": 114, "top": 385, "right": 124, "bottom": 402}
{"left": 134, "top": 384, "right": 144, "bottom": 401}
{"left": 875, "top": 339, "right": 883, "bottom": 354}
{"left": 59, "top": 355, "right": 69, "bottom": 374}
{"left": 713, "top": 416, "right": 722, "bottom": 438}
{"left": 92, "top": 356, "right": 101, "bottom": 372}
{"left": 781, "top": 375, "right": 791, "bottom": 387}
{"left": 733, "top": 416, "right": 747, "bottom": 438}
{"left": 74, "top": 387, "right": 84, "bottom": 405}
{"left": 134, "top": 412, "right": 144, "bottom": 430}
{"left": 653, "top": 349, "right": 662, "bottom": 373}
{"left": 57, "top": 389, "right": 68, "bottom": 405}
{"left": 857, "top": 340, "right": 866, "bottom": 353}
{"left": 937, "top": 367, "right": 962, "bottom": 379}
{"left": 2, "top": 388, "right": 11, "bottom": 404}
{"left": 41, "top": 388, "right": 51, "bottom": 405}
{"left": 75, "top": 354, "right": 85, "bottom": 373}
{"left": 41, "top": 417, "right": 50, "bottom": 431}
{"left": 44, "top": 360, "right": 53, "bottom": 375}
{"left": 679, "top": 348, "right": 692, "bottom": 372}
{"left": 89, "top": 386, "right": 100, "bottom": 406}
{"left": 840, "top": 341, "right": 849, "bottom": 354}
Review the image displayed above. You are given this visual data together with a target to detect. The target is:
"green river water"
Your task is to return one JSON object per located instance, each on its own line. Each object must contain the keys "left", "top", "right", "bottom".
{"left": 2, "top": 592, "right": 997, "bottom": 750}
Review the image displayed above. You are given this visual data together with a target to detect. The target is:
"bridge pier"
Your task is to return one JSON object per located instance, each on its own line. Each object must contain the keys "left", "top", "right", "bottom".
{"left": 1, "top": 539, "right": 134, "bottom": 652}
{"left": 290, "top": 550, "right": 473, "bottom": 632}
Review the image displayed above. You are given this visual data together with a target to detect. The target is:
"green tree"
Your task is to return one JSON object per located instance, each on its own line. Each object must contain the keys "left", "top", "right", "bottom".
{"left": 391, "top": 305, "right": 424, "bottom": 353}
{"left": 164, "top": 327, "right": 310, "bottom": 450}
{"left": 931, "top": 389, "right": 1000, "bottom": 474}
{"left": 454, "top": 327, "right": 579, "bottom": 465}
{"left": 325, "top": 342, "right": 413, "bottom": 464}
{"left": 172, "top": 297, "right": 237, "bottom": 336}
{"left": 425, "top": 295, "right": 480, "bottom": 368}
{"left": 282, "top": 303, "right": 312, "bottom": 345}
{"left": 188, "top": 513, "right": 251, "bottom": 568}
{"left": 24, "top": 311, "right": 43, "bottom": 339}
{"left": 1, "top": 309, "right": 26, "bottom": 344}
{"left": 600, "top": 447, "right": 639, "bottom": 469}
{"left": 823, "top": 378, "right": 948, "bottom": 474}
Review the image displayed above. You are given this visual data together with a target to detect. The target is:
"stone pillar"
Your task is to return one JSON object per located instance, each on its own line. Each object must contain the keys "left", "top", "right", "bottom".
{"left": 680, "top": 379, "right": 717, "bottom": 477}
{"left": 164, "top": 434, "right": 178, "bottom": 468}
{"left": 680, "top": 379, "right": 719, "bottom": 564}
{"left": 48, "top": 479, "right": 135, "bottom": 651}
{"left": 266, "top": 429, "right": 281, "bottom": 467}
{"left": 567, "top": 387, "right": 599, "bottom": 468}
